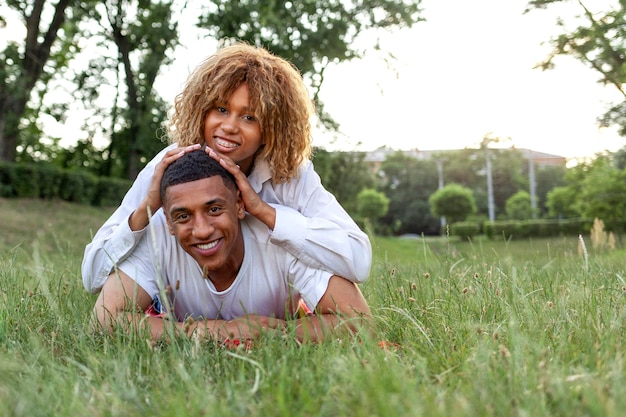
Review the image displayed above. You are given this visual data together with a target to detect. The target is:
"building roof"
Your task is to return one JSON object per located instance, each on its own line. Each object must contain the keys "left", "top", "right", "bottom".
{"left": 360, "top": 147, "right": 566, "bottom": 166}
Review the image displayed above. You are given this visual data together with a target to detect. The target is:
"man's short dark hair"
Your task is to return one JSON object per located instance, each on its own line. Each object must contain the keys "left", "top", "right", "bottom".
{"left": 160, "top": 150, "right": 237, "bottom": 203}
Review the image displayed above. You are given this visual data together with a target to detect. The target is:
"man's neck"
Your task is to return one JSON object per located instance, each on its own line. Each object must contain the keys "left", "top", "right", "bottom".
{"left": 202, "top": 235, "right": 245, "bottom": 292}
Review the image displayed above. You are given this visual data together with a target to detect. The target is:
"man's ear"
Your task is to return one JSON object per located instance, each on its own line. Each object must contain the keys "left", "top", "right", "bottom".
{"left": 166, "top": 217, "right": 175, "bottom": 235}
{"left": 163, "top": 205, "right": 175, "bottom": 235}
{"left": 236, "top": 190, "right": 246, "bottom": 219}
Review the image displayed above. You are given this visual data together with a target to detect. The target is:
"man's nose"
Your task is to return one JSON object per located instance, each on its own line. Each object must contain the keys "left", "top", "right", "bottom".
{"left": 192, "top": 215, "right": 214, "bottom": 238}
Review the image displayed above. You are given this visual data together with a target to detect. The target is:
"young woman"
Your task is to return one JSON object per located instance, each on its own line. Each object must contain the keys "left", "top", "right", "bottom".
{"left": 82, "top": 42, "right": 371, "bottom": 293}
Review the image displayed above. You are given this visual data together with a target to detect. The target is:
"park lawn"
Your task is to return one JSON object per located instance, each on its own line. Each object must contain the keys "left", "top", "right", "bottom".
{"left": 1, "top": 198, "right": 625, "bottom": 416}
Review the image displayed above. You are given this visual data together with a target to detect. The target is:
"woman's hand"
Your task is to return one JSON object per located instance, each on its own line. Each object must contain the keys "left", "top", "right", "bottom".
{"left": 206, "top": 146, "right": 277, "bottom": 230}
{"left": 129, "top": 144, "right": 201, "bottom": 231}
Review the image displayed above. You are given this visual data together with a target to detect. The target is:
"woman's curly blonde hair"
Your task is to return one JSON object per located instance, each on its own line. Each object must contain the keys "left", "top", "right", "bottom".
{"left": 167, "top": 41, "right": 314, "bottom": 182}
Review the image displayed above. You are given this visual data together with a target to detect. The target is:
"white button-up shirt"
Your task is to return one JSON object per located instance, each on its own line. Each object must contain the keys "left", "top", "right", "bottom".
{"left": 82, "top": 144, "right": 371, "bottom": 293}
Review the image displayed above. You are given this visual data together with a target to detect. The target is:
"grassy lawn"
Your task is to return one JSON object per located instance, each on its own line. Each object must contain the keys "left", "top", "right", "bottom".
{"left": 1, "top": 198, "right": 625, "bottom": 416}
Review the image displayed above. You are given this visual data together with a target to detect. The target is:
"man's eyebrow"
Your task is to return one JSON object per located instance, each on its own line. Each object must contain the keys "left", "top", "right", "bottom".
{"left": 168, "top": 198, "right": 228, "bottom": 215}
{"left": 204, "top": 198, "right": 228, "bottom": 206}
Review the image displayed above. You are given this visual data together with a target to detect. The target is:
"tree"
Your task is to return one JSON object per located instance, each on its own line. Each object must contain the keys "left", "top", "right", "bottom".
{"left": 534, "top": 164, "right": 567, "bottom": 216}
{"left": 0, "top": 0, "right": 91, "bottom": 162}
{"left": 356, "top": 188, "right": 389, "bottom": 221}
{"left": 312, "top": 149, "right": 375, "bottom": 215}
{"left": 429, "top": 183, "right": 476, "bottom": 224}
{"left": 505, "top": 190, "right": 533, "bottom": 220}
{"left": 197, "top": 0, "right": 423, "bottom": 129}
{"left": 577, "top": 157, "right": 626, "bottom": 233}
{"left": 526, "top": 1, "right": 626, "bottom": 136}
{"left": 99, "top": 0, "right": 179, "bottom": 178}
{"left": 546, "top": 185, "right": 579, "bottom": 219}
{"left": 612, "top": 145, "right": 626, "bottom": 169}
{"left": 378, "top": 151, "right": 440, "bottom": 235}
{"left": 2, "top": 0, "right": 425, "bottom": 177}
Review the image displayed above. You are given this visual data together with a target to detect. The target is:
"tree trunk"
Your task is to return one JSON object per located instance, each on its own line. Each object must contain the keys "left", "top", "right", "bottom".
{"left": 0, "top": 0, "right": 71, "bottom": 162}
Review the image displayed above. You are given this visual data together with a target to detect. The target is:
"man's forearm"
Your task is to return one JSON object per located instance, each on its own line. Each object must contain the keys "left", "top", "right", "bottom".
{"left": 97, "top": 310, "right": 287, "bottom": 342}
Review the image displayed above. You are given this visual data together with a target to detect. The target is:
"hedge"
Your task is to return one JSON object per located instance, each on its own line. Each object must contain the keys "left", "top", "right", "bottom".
{"left": 0, "top": 161, "right": 132, "bottom": 207}
{"left": 483, "top": 218, "right": 596, "bottom": 240}
{"left": 448, "top": 218, "right": 614, "bottom": 240}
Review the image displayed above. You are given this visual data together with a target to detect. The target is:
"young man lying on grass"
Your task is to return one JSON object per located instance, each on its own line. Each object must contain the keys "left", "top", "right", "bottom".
{"left": 93, "top": 150, "right": 371, "bottom": 343}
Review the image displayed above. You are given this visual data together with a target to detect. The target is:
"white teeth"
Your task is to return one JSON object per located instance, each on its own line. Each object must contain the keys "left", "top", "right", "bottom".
{"left": 197, "top": 241, "right": 218, "bottom": 250}
{"left": 214, "top": 138, "right": 239, "bottom": 149}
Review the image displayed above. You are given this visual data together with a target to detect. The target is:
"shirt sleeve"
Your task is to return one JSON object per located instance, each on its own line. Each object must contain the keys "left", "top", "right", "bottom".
{"left": 288, "top": 260, "right": 333, "bottom": 313}
{"left": 269, "top": 162, "right": 372, "bottom": 283}
{"left": 81, "top": 145, "right": 175, "bottom": 293}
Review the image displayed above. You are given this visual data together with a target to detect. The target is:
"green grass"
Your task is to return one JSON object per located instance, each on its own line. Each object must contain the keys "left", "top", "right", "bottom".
{"left": 1, "top": 198, "right": 625, "bottom": 416}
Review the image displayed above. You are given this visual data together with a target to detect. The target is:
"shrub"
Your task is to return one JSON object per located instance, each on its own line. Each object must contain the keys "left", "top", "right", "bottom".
{"left": 450, "top": 221, "right": 481, "bottom": 240}
{"left": 92, "top": 177, "right": 132, "bottom": 207}
{"left": 484, "top": 218, "right": 595, "bottom": 240}
{"left": 59, "top": 170, "right": 98, "bottom": 204}
{"left": 12, "top": 164, "right": 41, "bottom": 198}
{"left": 0, "top": 162, "right": 16, "bottom": 197}
{"left": 37, "top": 164, "right": 64, "bottom": 199}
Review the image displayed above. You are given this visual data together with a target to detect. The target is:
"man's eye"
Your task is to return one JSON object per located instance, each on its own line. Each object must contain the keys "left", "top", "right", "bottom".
{"left": 209, "top": 207, "right": 221, "bottom": 214}
{"left": 174, "top": 213, "right": 189, "bottom": 222}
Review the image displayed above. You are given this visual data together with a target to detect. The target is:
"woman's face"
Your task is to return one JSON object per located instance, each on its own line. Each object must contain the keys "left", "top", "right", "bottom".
{"left": 203, "top": 83, "right": 263, "bottom": 174}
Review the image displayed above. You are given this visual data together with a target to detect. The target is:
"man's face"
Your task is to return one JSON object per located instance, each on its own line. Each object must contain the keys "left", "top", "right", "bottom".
{"left": 164, "top": 176, "right": 245, "bottom": 281}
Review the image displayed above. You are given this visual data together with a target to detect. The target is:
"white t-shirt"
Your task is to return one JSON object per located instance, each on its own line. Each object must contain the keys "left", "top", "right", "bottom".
{"left": 117, "top": 213, "right": 332, "bottom": 321}
{"left": 82, "top": 144, "right": 371, "bottom": 293}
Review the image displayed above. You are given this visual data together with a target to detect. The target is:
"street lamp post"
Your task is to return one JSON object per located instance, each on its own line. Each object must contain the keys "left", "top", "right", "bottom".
{"left": 435, "top": 159, "right": 446, "bottom": 234}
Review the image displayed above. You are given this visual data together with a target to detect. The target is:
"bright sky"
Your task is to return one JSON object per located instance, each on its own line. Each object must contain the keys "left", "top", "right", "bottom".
{"left": 309, "top": 0, "right": 625, "bottom": 160}
{"left": 2, "top": 1, "right": 624, "bottom": 161}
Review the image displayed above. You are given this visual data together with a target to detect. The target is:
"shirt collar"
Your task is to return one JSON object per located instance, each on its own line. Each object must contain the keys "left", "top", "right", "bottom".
{"left": 247, "top": 157, "right": 272, "bottom": 193}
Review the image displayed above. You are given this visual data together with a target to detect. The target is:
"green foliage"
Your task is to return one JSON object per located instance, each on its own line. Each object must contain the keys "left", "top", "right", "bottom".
{"left": 488, "top": 148, "right": 529, "bottom": 214}
{"left": 577, "top": 159, "right": 626, "bottom": 233}
{"left": 429, "top": 183, "right": 477, "bottom": 223}
{"left": 527, "top": 1, "right": 626, "bottom": 136}
{"left": 449, "top": 221, "right": 481, "bottom": 240}
{"left": 378, "top": 151, "right": 440, "bottom": 235}
{"left": 505, "top": 190, "right": 534, "bottom": 220}
{"left": 313, "top": 149, "right": 375, "bottom": 215}
{"left": 534, "top": 164, "right": 566, "bottom": 216}
{"left": 483, "top": 218, "right": 594, "bottom": 240}
{"left": 0, "top": 161, "right": 130, "bottom": 206}
{"left": 546, "top": 186, "right": 579, "bottom": 219}
{"left": 434, "top": 146, "right": 529, "bottom": 219}
{"left": 92, "top": 177, "right": 133, "bottom": 207}
{"left": 356, "top": 188, "right": 389, "bottom": 220}
{"left": 0, "top": 0, "right": 96, "bottom": 162}
{"left": 59, "top": 171, "right": 98, "bottom": 204}
{"left": 356, "top": 188, "right": 390, "bottom": 233}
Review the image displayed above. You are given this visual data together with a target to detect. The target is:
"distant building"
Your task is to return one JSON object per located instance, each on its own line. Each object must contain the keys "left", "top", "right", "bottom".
{"left": 360, "top": 146, "right": 566, "bottom": 172}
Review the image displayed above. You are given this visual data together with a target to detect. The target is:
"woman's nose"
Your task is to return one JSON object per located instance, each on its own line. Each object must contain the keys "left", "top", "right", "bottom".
{"left": 221, "top": 114, "right": 239, "bottom": 133}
